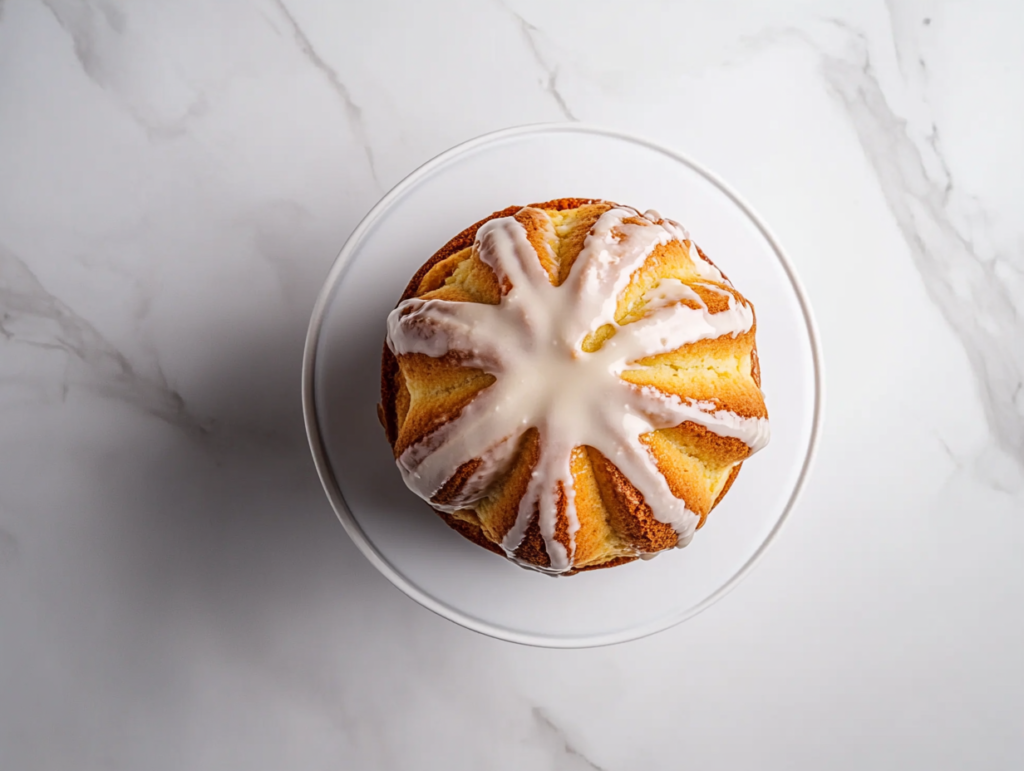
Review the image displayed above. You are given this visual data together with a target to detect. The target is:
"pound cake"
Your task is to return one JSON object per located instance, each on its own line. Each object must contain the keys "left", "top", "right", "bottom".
{"left": 378, "top": 198, "right": 769, "bottom": 575}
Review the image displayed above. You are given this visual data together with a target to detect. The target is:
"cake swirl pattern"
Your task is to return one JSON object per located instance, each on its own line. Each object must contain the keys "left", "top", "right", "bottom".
{"left": 382, "top": 201, "right": 769, "bottom": 575}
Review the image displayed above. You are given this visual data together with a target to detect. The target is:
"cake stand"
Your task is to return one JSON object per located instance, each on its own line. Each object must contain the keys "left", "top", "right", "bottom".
{"left": 303, "top": 124, "right": 823, "bottom": 648}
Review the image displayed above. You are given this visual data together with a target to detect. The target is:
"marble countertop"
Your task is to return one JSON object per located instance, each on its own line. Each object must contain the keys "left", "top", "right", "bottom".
{"left": 2, "top": 0, "right": 1022, "bottom": 768}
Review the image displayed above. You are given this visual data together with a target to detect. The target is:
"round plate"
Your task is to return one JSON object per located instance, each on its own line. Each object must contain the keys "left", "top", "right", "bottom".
{"left": 303, "top": 124, "right": 823, "bottom": 648}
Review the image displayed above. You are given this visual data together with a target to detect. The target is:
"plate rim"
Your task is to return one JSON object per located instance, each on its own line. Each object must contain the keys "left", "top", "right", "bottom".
{"left": 302, "top": 122, "right": 825, "bottom": 648}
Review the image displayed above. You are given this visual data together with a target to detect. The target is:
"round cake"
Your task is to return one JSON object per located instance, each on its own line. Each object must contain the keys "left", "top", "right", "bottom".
{"left": 378, "top": 198, "right": 769, "bottom": 575}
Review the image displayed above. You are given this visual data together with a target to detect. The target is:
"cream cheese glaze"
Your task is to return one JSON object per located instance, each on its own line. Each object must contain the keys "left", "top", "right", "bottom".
{"left": 386, "top": 206, "right": 769, "bottom": 573}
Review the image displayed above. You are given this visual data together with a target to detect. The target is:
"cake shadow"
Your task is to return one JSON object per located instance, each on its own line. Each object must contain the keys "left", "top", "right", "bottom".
{"left": 317, "top": 328, "right": 471, "bottom": 556}
{"left": 89, "top": 308, "right": 455, "bottom": 689}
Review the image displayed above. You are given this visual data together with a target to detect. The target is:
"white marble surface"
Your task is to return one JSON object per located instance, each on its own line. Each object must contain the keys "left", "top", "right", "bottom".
{"left": 1, "top": 0, "right": 1022, "bottom": 767}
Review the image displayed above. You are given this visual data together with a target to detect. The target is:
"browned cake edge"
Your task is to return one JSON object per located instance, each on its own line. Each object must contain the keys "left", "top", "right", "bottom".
{"left": 433, "top": 509, "right": 639, "bottom": 576}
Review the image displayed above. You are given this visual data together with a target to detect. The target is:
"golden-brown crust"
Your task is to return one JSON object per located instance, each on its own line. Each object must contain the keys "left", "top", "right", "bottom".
{"left": 572, "top": 555, "right": 639, "bottom": 573}
{"left": 402, "top": 198, "right": 604, "bottom": 302}
{"left": 380, "top": 199, "right": 764, "bottom": 574}
{"left": 567, "top": 445, "right": 623, "bottom": 568}
{"left": 513, "top": 513, "right": 552, "bottom": 569}
{"left": 435, "top": 510, "right": 506, "bottom": 557}
{"left": 434, "top": 508, "right": 638, "bottom": 576}
{"left": 392, "top": 354, "right": 496, "bottom": 459}
{"left": 474, "top": 428, "right": 540, "bottom": 545}
{"left": 431, "top": 458, "right": 483, "bottom": 509}
{"left": 380, "top": 199, "right": 605, "bottom": 445}
{"left": 710, "top": 464, "right": 743, "bottom": 516}
{"left": 586, "top": 447, "right": 680, "bottom": 553}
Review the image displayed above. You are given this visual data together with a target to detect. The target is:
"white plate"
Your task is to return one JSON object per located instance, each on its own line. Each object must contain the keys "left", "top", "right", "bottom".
{"left": 303, "top": 124, "right": 823, "bottom": 648}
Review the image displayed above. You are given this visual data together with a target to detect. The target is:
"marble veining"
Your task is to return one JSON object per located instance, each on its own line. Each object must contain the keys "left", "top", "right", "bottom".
{"left": 266, "top": 0, "right": 381, "bottom": 188}
{"left": 0, "top": 241, "right": 207, "bottom": 432}
{"left": 819, "top": 17, "right": 1024, "bottom": 478}
{"left": 532, "top": 707, "right": 609, "bottom": 771}
{"left": 1, "top": 1, "right": 1022, "bottom": 768}
{"left": 40, "top": 0, "right": 207, "bottom": 141}
{"left": 501, "top": 1, "right": 578, "bottom": 121}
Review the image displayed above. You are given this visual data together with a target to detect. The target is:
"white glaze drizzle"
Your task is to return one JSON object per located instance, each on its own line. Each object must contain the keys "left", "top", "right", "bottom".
{"left": 386, "top": 206, "right": 769, "bottom": 573}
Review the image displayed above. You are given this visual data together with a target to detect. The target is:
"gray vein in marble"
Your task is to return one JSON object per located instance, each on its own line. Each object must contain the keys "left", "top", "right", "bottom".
{"left": 816, "top": 27, "right": 1024, "bottom": 473}
{"left": 0, "top": 243, "right": 208, "bottom": 434}
{"left": 937, "top": 435, "right": 964, "bottom": 471}
{"left": 532, "top": 708, "right": 608, "bottom": 771}
{"left": 41, "top": 0, "right": 109, "bottom": 86}
{"left": 267, "top": 0, "right": 380, "bottom": 187}
{"left": 501, "top": 2, "right": 577, "bottom": 121}
{"left": 97, "top": 0, "right": 124, "bottom": 34}
{"left": 40, "top": 0, "right": 203, "bottom": 141}
{"left": 925, "top": 123, "right": 954, "bottom": 205}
